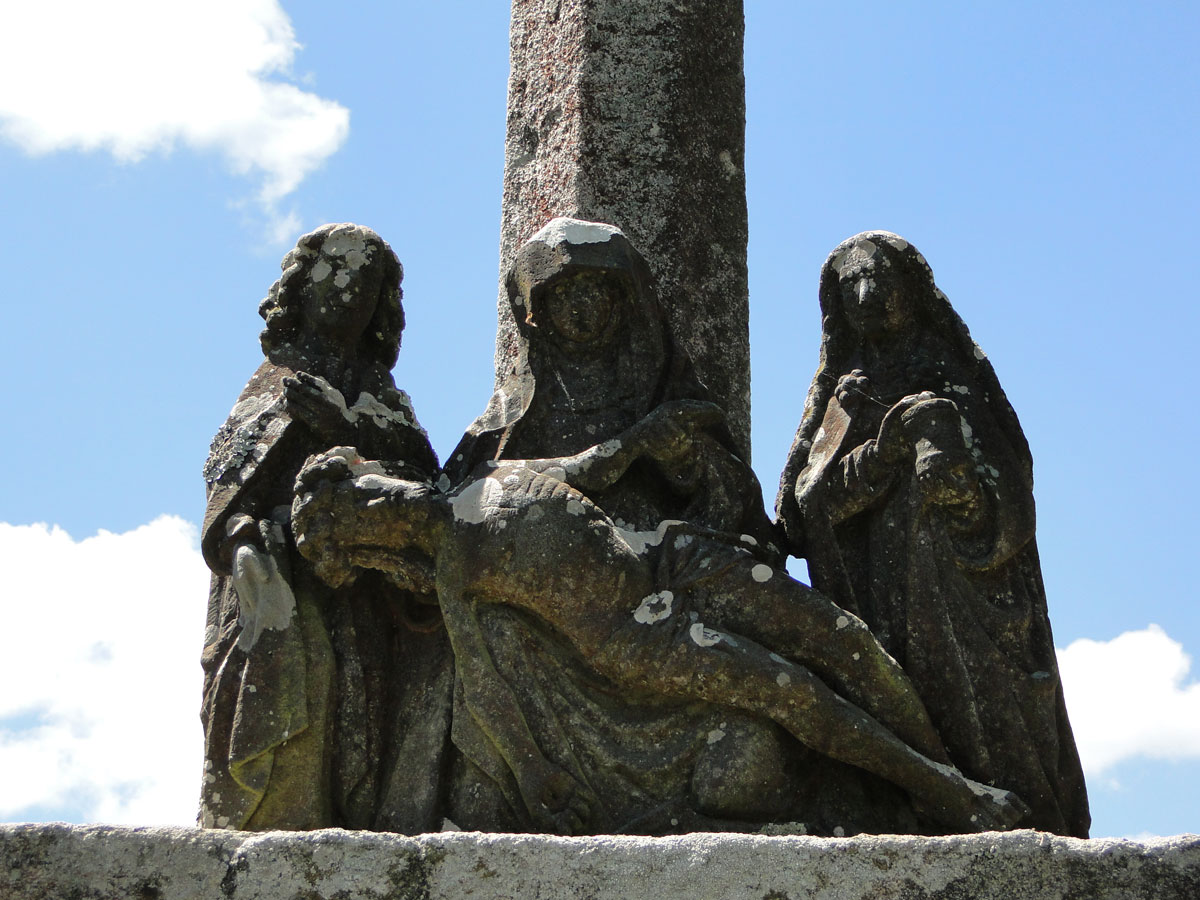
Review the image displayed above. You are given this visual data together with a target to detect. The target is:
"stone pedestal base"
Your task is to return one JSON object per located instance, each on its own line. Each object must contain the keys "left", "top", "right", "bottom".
{"left": 3, "top": 824, "right": 1198, "bottom": 899}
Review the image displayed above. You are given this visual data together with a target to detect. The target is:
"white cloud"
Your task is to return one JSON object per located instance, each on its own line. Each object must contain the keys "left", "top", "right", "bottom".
{"left": 0, "top": 517, "right": 209, "bottom": 825}
{"left": 0, "top": 0, "right": 348, "bottom": 240}
{"left": 1058, "top": 625, "right": 1200, "bottom": 776}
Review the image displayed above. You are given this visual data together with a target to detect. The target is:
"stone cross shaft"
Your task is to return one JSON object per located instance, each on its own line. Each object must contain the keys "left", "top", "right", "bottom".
{"left": 498, "top": 0, "right": 751, "bottom": 458}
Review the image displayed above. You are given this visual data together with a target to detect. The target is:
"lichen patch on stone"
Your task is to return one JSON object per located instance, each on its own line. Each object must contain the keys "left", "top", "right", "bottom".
{"left": 634, "top": 590, "right": 674, "bottom": 624}
{"left": 450, "top": 477, "right": 505, "bottom": 525}
{"left": 529, "top": 216, "right": 624, "bottom": 248}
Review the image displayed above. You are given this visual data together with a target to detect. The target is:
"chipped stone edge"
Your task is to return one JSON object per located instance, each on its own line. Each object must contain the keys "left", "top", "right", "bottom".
{"left": 3, "top": 824, "right": 1199, "bottom": 900}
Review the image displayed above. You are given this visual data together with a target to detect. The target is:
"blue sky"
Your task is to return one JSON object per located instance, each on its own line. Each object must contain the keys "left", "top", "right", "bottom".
{"left": 1, "top": 2, "right": 1197, "bottom": 838}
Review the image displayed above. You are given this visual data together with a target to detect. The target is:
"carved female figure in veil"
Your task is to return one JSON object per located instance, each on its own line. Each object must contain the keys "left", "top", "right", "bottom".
{"left": 776, "top": 231, "right": 1089, "bottom": 836}
{"left": 437, "top": 219, "right": 796, "bottom": 833}
{"left": 426, "top": 219, "right": 994, "bottom": 836}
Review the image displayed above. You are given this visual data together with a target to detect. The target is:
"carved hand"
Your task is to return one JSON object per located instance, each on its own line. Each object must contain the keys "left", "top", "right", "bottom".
{"left": 899, "top": 398, "right": 982, "bottom": 509}
{"left": 631, "top": 399, "right": 724, "bottom": 464}
{"left": 291, "top": 449, "right": 361, "bottom": 586}
{"left": 876, "top": 392, "right": 936, "bottom": 463}
{"left": 835, "top": 369, "right": 872, "bottom": 407}
{"left": 283, "top": 372, "right": 354, "bottom": 441}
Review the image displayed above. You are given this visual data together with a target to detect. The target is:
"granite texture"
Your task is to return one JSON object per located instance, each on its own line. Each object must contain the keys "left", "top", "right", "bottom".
{"left": 499, "top": 0, "right": 751, "bottom": 459}
{"left": 4, "top": 824, "right": 1199, "bottom": 900}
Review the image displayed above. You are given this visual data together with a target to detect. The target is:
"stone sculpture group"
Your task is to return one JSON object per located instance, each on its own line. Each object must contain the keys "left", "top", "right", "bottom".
{"left": 199, "top": 219, "right": 1090, "bottom": 839}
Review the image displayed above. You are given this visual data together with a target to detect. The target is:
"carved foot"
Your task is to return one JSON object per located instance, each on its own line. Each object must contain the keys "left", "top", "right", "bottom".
{"left": 915, "top": 768, "right": 1031, "bottom": 834}
{"left": 958, "top": 779, "right": 1030, "bottom": 832}
{"left": 520, "top": 761, "right": 597, "bottom": 835}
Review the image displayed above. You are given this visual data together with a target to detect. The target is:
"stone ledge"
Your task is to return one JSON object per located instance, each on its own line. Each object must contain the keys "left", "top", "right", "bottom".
{"left": 2, "top": 824, "right": 1198, "bottom": 900}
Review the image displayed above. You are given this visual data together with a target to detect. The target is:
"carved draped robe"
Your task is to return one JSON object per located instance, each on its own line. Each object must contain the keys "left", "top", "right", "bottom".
{"left": 785, "top": 348, "right": 1089, "bottom": 837}
{"left": 200, "top": 357, "right": 450, "bottom": 832}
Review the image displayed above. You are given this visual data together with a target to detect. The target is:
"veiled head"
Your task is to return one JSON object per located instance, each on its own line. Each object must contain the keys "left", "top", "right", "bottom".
{"left": 820, "top": 232, "right": 936, "bottom": 343}
{"left": 506, "top": 218, "right": 663, "bottom": 359}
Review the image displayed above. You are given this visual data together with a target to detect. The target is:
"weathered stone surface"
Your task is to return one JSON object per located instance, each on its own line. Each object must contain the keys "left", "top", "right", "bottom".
{"left": 200, "top": 224, "right": 449, "bottom": 834}
{"left": 4, "top": 824, "right": 1199, "bottom": 900}
{"left": 775, "top": 232, "right": 1088, "bottom": 838}
{"left": 499, "top": 0, "right": 751, "bottom": 458}
{"left": 320, "top": 222, "right": 1015, "bottom": 837}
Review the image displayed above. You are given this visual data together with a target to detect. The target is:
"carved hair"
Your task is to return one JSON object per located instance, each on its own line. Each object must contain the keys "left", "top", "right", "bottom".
{"left": 258, "top": 223, "right": 405, "bottom": 368}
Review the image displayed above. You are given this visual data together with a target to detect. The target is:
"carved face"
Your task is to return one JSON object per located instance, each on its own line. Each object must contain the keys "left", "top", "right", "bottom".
{"left": 299, "top": 256, "right": 381, "bottom": 352}
{"left": 836, "top": 261, "right": 911, "bottom": 339}
{"left": 541, "top": 270, "right": 622, "bottom": 347}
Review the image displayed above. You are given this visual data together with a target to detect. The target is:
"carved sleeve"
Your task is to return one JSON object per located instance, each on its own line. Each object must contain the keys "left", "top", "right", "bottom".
{"left": 799, "top": 436, "right": 900, "bottom": 527}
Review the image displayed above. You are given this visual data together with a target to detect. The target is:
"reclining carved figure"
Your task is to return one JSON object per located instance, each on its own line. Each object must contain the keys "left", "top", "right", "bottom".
{"left": 291, "top": 402, "right": 1029, "bottom": 836}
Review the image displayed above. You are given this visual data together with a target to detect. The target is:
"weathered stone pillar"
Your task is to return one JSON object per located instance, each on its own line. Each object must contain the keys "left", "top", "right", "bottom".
{"left": 498, "top": 0, "right": 751, "bottom": 458}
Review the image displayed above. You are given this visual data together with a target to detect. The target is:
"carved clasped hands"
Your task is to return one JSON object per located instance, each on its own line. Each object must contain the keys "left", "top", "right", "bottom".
{"left": 877, "top": 394, "right": 981, "bottom": 509}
